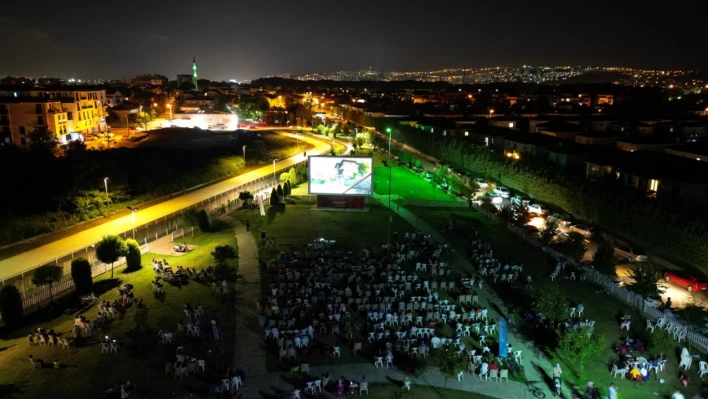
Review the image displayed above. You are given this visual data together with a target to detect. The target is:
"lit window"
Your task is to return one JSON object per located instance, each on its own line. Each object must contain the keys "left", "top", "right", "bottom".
{"left": 465, "top": 131, "right": 469, "bottom": 136}
{"left": 508, "top": 123, "right": 514, "bottom": 128}
{"left": 649, "top": 179, "right": 659, "bottom": 192}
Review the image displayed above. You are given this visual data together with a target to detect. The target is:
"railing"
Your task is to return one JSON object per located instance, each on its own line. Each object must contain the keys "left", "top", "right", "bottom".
{"left": 1, "top": 131, "right": 338, "bottom": 310}
{"left": 502, "top": 218, "right": 708, "bottom": 353}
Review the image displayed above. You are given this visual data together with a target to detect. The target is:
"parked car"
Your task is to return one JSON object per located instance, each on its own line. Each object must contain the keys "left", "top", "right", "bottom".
{"left": 570, "top": 224, "right": 595, "bottom": 237}
{"left": 663, "top": 272, "right": 708, "bottom": 292}
{"left": 614, "top": 246, "right": 648, "bottom": 262}
{"left": 424, "top": 171, "right": 434, "bottom": 180}
{"left": 527, "top": 203, "right": 550, "bottom": 215}
{"left": 487, "top": 193, "right": 503, "bottom": 204}
{"left": 547, "top": 213, "right": 572, "bottom": 227}
{"left": 474, "top": 178, "right": 488, "bottom": 188}
{"left": 493, "top": 186, "right": 511, "bottom": 198}
{"left": 510, "top": 195, "right": 531, "bottom": 207}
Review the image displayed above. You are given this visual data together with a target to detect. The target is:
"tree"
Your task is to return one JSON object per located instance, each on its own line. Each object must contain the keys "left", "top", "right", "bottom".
{"left": 593, "top": 239, "right": 617, "bottom": 276}
{"left": 288, "top": 167, "right": 298, "bottom": 185}
{"left": 28, "top": 127, "right": 60, "bottom": 156}
{"left": 197, "top": 209, "right": 210, "bottom": 232}
{"left": 211, "top": 245, "right": 239, "bottom": 282}
{"left": 270, "top": 187, "right": 280, "bottom": 206}
{"left": 70, "top": 258, "right": 93, "bottom": 296}
{"left": 558, "top": 232, "right": 587, "bottom": 262}
{"left": 297, "top": 165, "right": 308, "bottom": 180}
{"left": 279, "top": 172, "right": 291, "bottom": 184}
{"left": 284, "top": 181, "right": 291, "bottom": 197}
{"left": 558, "top": 327, "right": 605, "bottom": 380}
{"left": 534, "top": 285, "right": 569, "bottom": 322}
{"left": 125, "top": 238, "right": 142, "bottom": 271}
{"left": 276, "top": 184, "right": 284, "bottom": 198}
{"left": 499, "top": 205, "right": 515, "bottom": 224}
{"left": 32, "top": 265, "right": 64, "bottom": 302}
{"left": 625, "top": 262, "right": 665, "bottom": 309}
{"left": 96, "top": 235, "right": 128, "bottom": 278}
{"left": 432, "top": 345, "right": 467, "bottom": 396}
{"left": 510, "top": 202, "right": 530, "bottom": 228}
{"left": 675, "top": 295, "right": 708, "bottom": 350}
{"left": 539, "top": 220, "right": 559, "bottom": 245}
{"left": 0, "top": 285, "right": 24, "bottom": 327}
{"left": 182, "top": 209, "right": 201, "bottom": 228}
{"left": 211, "top": 245, "right": 238, "bottom": 266}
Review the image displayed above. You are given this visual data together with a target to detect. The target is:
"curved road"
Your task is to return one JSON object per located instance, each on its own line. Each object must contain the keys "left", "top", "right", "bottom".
{"left": 0, "top": 131, "right": 330, "bottom": 280}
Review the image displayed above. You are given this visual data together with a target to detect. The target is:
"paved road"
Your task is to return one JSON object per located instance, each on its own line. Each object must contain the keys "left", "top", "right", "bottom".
{"left": 0, "top": 132, "right": 329, "bottom": 280}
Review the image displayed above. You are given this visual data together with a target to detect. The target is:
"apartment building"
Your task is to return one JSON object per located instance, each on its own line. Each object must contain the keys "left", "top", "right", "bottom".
{"left": 0, "top": 87, "right": 108, "bottom": 135}
{"left": 0, "top": 99, "right": 69, "bottom": 146}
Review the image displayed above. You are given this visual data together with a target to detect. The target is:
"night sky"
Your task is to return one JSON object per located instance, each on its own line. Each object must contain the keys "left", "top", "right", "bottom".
{"left": 2, "top": 0, "right": 706, "bottom": 81}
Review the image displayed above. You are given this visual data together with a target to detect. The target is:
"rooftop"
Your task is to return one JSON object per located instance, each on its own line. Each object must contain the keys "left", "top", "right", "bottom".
{"left": 0, "top": 97, "right": 62, "bottom": 104}
{"left": 536, "top": 120, "right": 586, "bottom": 133}
{"left": 616, "top": 136, "right": 678, "bottom": 145}
{"left": 666, "top": 144, "right": 708, "bottom": 158}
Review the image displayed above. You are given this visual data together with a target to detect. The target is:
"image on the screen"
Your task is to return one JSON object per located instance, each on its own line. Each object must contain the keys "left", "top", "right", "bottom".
{"left": 308, "top": 156, "right": 373, "bottom": 196}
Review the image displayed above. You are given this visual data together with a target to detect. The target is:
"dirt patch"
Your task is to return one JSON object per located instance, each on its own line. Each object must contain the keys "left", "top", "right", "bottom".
{"left": 148, "top": 234, "right": 198, "bottom": 256}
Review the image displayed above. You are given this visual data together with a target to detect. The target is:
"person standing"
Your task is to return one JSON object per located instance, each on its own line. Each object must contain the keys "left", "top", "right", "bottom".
{"left": 245, "top": 220, "right": 250, "bottom": 232}
{"left": 608, "top": 384, "right": 618, "bottom": 399}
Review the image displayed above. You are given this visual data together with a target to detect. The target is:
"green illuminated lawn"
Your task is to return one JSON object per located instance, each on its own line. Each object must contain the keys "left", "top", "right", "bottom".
{"left": 371, "top": 152, "right": 457, "bottom": 202}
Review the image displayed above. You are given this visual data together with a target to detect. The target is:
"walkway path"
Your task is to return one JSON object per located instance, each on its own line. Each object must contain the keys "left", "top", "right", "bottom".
{"left": 225, "top": 216, "right": 268, "bottom": 376}
{"left": 242, "top": 363, "right": 539, "bottom": 399}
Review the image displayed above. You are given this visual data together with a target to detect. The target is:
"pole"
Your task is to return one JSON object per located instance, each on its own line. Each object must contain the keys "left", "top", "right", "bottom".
{"left": 388, "top": 130, "right": 392, "bottom": 160}
{"left": 104, "top": 178, "right": 108, "bottom": 196}
{"left": 387, "top": 166, "right": 392, "bottom": 253}
{"left": 131, "top": 210, "right": 136, "bottom": 239}
{"left": 243, "top": 145, "right": 246, "bottom": 164}
{"left": 273, "top": 160, "right": 276, "bottom": 183}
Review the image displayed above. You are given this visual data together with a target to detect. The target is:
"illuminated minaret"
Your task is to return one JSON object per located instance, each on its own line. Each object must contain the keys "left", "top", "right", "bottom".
{"left": 192, "top": 57, "right": 198, "bottom": 89}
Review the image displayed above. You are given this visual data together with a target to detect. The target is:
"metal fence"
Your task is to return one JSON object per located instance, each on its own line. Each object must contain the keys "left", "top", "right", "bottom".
{"left": 500, "top": 216, "right": 708, "bottom": 354}
{"left": 1, "top": 130, "right": 341, "bottom": 308}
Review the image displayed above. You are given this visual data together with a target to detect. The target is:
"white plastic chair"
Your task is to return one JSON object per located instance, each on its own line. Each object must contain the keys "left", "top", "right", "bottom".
{"left": 359, "top": 382, "right": 368, "bottom": 395}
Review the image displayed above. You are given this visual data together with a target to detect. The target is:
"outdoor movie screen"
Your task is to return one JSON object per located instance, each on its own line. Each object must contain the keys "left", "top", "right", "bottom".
{"left": 308, "top": 156, "right": 373, "bottom": 196}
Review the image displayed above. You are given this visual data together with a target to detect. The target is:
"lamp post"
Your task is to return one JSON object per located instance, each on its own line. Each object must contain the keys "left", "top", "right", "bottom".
{"left": 167, "top": 103, "right": 173, "bottom": 119}
{"left": 272, "top": 159, "right": 277, "bottom": 183}
{"left": 489, "top": 109, "right": 495, "bottom": 119}
{"left": 127, "top": 206, "right": 139, "bottom": 239}
{"left": 103, "top": 177, "right": 109, "bottom": 196}
{"left": 386, "top": 127, "right": 392, "bottom": 160}
{"left": 242, "top": 145, "right": 246, "bottom": 164}
{"left": 382, "top": 160, "right": 395, "bottom": 253}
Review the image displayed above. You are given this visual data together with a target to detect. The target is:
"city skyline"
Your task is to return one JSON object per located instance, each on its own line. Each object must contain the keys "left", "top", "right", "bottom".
{"left": 2, "top": 0, "right": 707, "bottom": 81}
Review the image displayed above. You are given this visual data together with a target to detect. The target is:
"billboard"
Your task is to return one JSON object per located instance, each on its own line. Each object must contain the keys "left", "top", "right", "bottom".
{"left": 308, "top": 156, "right": 373, "bottom": 196}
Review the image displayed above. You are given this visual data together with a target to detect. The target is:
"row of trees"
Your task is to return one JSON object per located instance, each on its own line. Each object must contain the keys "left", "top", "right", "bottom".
{"left": 0, "top": 234, "right": 141, "bottom": 327}
{"left": 376, "top": 118, "right": 708, "bottom": 272}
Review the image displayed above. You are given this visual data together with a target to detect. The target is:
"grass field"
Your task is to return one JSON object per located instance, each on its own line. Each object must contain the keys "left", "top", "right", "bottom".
{"left": 358, "top": 383, "right": 497, "bottom": 399}
{"left": 372, "top": 152, "right": 456, "bottom": 202}
{"left": 0, "top": 220, "right": 239, "bottom": 398}
{"left": 408, "top": 207, "right": 706, "bottom": 399}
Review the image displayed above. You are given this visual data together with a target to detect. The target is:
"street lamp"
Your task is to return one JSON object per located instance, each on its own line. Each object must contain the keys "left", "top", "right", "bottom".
{"left": 489, "top": 109, "right": 495, "bottom": 119}
{"left": 167, "top": 103, "right": 173, "bottom": 119}
{"left": 381, "top": 160, "right": 395, "bottom": 253}
{"left": 386, "top": 127, "right": 392, "bottom": 160}
{"left": 127, "top": 206, "right": 139, "bottom": 239}
{"left": 242, "top": 145, "right": 246, "bottom": 164}
{"left": 272, "top": 159, "right": 277, "bottom": 183}
{"left": 103, "top": 177, "right": 109, "bottom": 196}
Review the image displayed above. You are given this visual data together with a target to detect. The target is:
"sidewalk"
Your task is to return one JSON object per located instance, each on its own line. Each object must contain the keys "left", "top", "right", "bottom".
{"left": 224, "top": 216, "right": 268, "bottom": 376}
{"left": 241, "top": 363, "right": 537, "bottom": 399}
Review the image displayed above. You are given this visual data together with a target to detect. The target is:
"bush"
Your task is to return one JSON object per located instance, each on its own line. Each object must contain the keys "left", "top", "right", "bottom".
{"left": 197, "top": 209, "right": 210, "bottom": 232}
{"left": 70, "top": 258, "right": 93, "bottom": 296}
{"left": 125, "top": 238, "right": 142, "bottom": 271}
{"left": 277, "top": 184, "right": 284, "bottom": 198}
{"left": 270, "top": 188, "right": 280, "bottom": 206}
{"left": 0, "top": 285, "right": 23, "bottom": 327}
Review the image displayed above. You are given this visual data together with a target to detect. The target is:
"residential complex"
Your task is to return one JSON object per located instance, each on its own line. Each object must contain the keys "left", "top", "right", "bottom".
{"left": 0, "top": 99, "right": 69, "bottom": 146}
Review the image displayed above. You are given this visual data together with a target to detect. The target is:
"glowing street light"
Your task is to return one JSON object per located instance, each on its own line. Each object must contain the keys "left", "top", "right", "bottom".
{"left": 489, "top": 109, "right": 495, "bottom": 119}
{"left": 103, "top": 177, "right": 109, "bottom": 196}
{"left": 386, "top": 127, "right": 392, "bottom": 160}
{"left": 243, "top": 145, "right": 246, "bottom": 164}
{"left": 272, "top": 159, "right": 277, "bottom": 183}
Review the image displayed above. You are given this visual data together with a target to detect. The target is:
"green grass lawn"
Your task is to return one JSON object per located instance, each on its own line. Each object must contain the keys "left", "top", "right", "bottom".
{"left": 372, "top": 152, "right": 456, "bottom": 202}
{"left": 407, "top": 207, "right": 707, "bottom": 399}
{"left": 0, "top": 220, "right": 239, "bottom": 398}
